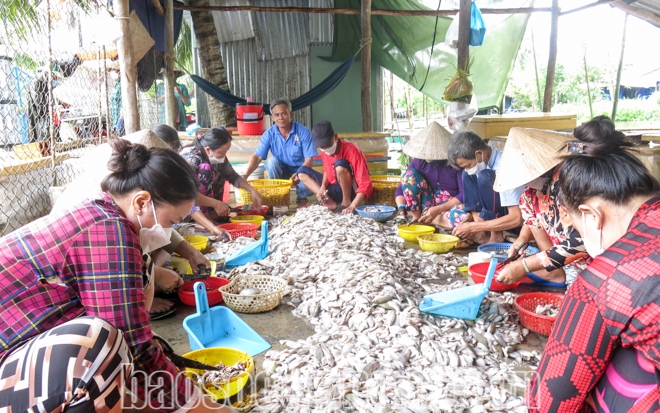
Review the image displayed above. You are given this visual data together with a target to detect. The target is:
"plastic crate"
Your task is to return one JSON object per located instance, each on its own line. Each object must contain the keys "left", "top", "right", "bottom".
{"left": 218, "top": 223, "right": 259, "bottom": 239}
{"left": 238, "top": 179, "right": 292, "bottom": 213}
{"left": 369, "top": 175, "right": 402, "bottom": 207}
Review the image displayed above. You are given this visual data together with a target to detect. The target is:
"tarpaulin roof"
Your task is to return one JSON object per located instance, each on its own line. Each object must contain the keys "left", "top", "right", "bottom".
{"left": 330, "top": 0, "right": 534, "bottom": 110}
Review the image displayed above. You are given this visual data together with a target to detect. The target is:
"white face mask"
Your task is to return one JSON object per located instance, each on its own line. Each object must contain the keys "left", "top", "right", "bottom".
{"left": 137, "top": 200, "right": 173, "bottom": 255}
{"left": 321, "top": 140, "right": 338, "bottom": 155}
{"left": 209, "top": 157, "right": 225, "bottom": 164}
{"left": 582, "top": 211, "right": 604, "bottom": 257}
{"left": 526, "top": 177, "right": 549, "bottom": 191}
{"left": 466, "top": 151, "right": 486, "bottom": 176}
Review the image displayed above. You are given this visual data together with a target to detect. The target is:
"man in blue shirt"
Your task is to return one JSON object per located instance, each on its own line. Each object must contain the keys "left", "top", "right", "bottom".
{"left": 447, "top": 129, "right": 524, "bottom": 246}
{"left": 242, "top": 98, "right": 317, "bottom": 203}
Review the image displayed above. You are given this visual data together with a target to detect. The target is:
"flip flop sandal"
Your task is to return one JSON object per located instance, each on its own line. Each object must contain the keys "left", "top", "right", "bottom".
{"left": 456, "top": 238, "right": 478, "bottom": 249}
{"left": 149, "top": 306, "right": 178, "bottom": 321}
{"left": 520, "top": 273, "right": 567, "bottom": 288}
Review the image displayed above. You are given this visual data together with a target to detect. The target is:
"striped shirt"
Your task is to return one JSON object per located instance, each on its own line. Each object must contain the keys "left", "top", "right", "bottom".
{"left": 0, "top": 193, "right": 196, "bottom": 410}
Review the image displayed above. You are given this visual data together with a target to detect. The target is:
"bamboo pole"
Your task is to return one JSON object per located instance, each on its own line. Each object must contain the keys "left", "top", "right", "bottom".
{"left": 531, "top": 30, "right": 542, "bottom": 111}
{"left": 114, "top": 0, "right": 140, "bottom": 133}
{"left": 173, "top": 4, "right": 552, "bottom": 16}
{"left": 612, "top": 13, "right": 628, "bottom": 122}
{"left": 560, "top": 0, "right": 615, "bottom": 16}
{"left": 583, "top": 45, "right": 594, "bottom": 119}
{"left": 164, "top": 0, "right": 176, "bottom": 128}
{"left": 457, "top": 0, "right": 471, "bottom": 71}
{"left": 542, "top": 0, "right": 559, "bottom": 113}
{"left": 361, "top": 0, "right": 373, "bottom": 132}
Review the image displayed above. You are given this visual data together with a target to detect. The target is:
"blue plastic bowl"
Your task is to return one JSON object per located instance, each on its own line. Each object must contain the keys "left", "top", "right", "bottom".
{"left": 355, "top": 205, "right": 396, "bottom": 222}
{"left": 478, "top": 242, "right": 540, "bottom": 261}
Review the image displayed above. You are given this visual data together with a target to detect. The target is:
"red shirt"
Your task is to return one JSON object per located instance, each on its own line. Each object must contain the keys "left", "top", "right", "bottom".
{"left": 321, "top": 139, "right": 373, "bottom": 199}
{"left": 527, "top": 197, "right": 660, "bottom": 413}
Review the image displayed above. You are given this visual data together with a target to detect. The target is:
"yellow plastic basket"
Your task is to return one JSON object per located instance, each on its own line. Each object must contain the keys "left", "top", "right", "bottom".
{"left": 229, "top": 215, "right": 265, "bottom": 226}
{"left": 397, "top": 224, "right": 435, "bottom": 242}
{"left": 183, "top": 235, "right": 210, "bottom": 251}
{"left": 238, "top": 179, "right": 292, "bottom": 212}
{"left": 182, "top": 347, "right": 254, "bottom": 400}
{"left": 418, "top": 234, "right": 460, "bottom": 253}
{"left": 370, "top": 175, "right": 402, "bottom": 207}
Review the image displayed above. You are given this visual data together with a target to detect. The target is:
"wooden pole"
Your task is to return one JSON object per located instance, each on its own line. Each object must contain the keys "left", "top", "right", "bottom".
{"left": 531, "top": 30, "right": 542, "bottom": 111}
{"left": 361, "top": 0, "right": 372, "bottom": 132}
{"left": 542, "top": 0, "right": 559, "bottom": 113}
{"left": 560, "top": 0, "right": 614, "bottom": 16}
{"left": 612, "top": 13, "right": 628, "bottom": 122}
{"left": 164, "top": 0, "right": 177, "bottom": 127}
{"left": 173, "top": 4, "right": 553, "bottom": 16}
{"left": 583, "top": 45, "right": 594, "bottom": 119}
{"left": 457, "top": 0, "right": 471, "bottom": 71}
{"left": 114, "top": 0, "right": 140, "bottom": 133}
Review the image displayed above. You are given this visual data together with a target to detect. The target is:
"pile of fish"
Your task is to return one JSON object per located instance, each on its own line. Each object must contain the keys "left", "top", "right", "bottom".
{"left": 193, "top": 360, "right": 248, "bottom": 389}
{"left": 534, "top": 304, "right": 559, "bottom": 317}
{"left": 231, "top": 206, "right": 538, "bottom": 412}
{"left": 210, "top": 236, "right": 256, "bottom": 258}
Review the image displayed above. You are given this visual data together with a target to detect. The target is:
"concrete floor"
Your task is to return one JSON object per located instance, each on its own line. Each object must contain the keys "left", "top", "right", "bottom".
{"left": 152, "top": 190, "right": 555, "bottom": 397}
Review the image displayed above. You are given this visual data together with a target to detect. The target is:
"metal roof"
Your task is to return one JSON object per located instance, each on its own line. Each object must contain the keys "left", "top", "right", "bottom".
{"left": 611, "top": 0, "right": 660, "bottom": 28}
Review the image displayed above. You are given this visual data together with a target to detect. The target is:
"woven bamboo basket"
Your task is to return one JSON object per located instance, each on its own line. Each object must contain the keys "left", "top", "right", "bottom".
{"left": 219, "top": 275, "right": 286, "bottom": 313}
{"left": 238, "top": 179, "right": 292, "bottom": 213}
{"left": 370, "top": 175, "right": 402, "bottom": 207}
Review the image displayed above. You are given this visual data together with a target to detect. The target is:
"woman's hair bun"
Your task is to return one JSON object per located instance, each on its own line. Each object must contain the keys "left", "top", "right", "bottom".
{"left": 106, "top": 138, "right": 151, "bottom": 174}
{"left": 573, "top": 115, "right": 631, "bottom": 157}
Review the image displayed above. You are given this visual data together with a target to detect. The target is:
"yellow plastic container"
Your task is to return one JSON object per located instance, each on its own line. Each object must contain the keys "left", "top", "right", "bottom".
{"left": 183, "top": 235, "right": 210, "bottom": 251}
{"left": 182, "top": 347, "right": 254, "bottom": 400}
{"left": 229, "top": 215, "right": 264, "bottom": 226}
{"left": 417, "top": 234, "right": 460, "bottom": 253}
{"left": 397, "top": 224, "right": 435, "bottom": 242}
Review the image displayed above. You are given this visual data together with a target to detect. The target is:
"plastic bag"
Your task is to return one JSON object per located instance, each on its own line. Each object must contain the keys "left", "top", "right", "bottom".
{"left": 470, "top": 2, "right": 487, "bottom": 46}
{"left": 448, "top": 96, "right": 478, "bottom": 131}
{"left": 445, "top": 13, "right": 460, "bottom": 49}
{"left": 443, "top": 65, "right": 474, "bottom": 103}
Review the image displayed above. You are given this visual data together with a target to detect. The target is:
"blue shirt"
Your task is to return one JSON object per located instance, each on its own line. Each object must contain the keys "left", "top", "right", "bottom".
{"left": 255, "top": 122, "right": 316, "bottom": 168}
{"left": 488, "top": 146, "right": 524, "bottom": 207}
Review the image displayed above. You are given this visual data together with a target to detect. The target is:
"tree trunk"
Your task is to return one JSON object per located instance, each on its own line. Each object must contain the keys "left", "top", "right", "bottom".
{"left": 189, "top": 0, "right": 236, "bottom": 127}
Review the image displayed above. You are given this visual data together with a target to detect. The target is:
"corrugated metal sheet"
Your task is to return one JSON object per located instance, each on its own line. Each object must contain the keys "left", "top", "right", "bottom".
{"left": 251, "top": 0, "right": 310, "bottom": 61}
{"left": 210, "top": 0, "right": 256, "bottom": 43}
{"left": 309, "top": 0, "right": 334, "bottom": 44}
{"left": 220, "top": 38, "right": 311, "bottom": 126}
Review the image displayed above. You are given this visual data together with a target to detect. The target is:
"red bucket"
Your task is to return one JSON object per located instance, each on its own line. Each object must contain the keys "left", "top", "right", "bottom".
{"left": 235, "top": 103, "right": 265, "bottom": 136}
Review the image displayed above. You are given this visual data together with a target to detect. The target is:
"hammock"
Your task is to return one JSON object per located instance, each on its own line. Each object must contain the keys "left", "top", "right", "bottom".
{"left": 190, "top": 56, "right": 355, "bottom": 115}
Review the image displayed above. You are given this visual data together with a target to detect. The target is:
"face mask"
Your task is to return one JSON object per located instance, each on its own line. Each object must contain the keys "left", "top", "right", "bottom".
{"left": 466, "top": 152, "right": 486, "bottom": 176}
{"left": 526, "top": 177, "right": 549, "bottom": 191}
{"left": 209, "top": 157, "right": 225, "bottom": 164}
{"left": 321, "top": 140, "right": 338, "bottom": 155}
{"left": 582, "top": 211, "right": 604, "bottom": 257}
{"left": 137, "top": 200, "right": 172, "bottom": 255}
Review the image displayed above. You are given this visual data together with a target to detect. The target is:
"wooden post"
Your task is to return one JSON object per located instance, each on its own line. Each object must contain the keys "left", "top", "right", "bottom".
{"left": 114, "top": 0, "right": 140, "bottom": 133}
{"left": 361, "top": 0, "right": 372, "bottom": 132}
{"left": 457, "top": 0, "right": 471, "bottom": 71}
{"left": 542, "top": 0, "right": 559, "bottom": 113}
{"left": 612, "top": 13, "right": 628, "bottom": 122}
{"left": 164, "top": 0, "right": 177, "bottom": 127}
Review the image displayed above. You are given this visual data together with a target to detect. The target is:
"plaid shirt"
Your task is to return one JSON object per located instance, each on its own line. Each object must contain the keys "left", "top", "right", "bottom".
{"left": 0, "top": 193, "right": 196, "bottom": 411}
{"left": 528, "top": 197, "right": 660, "bottom": 412}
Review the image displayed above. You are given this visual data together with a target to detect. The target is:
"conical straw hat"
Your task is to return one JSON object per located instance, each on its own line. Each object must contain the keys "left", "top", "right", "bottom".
{"left": 493, "top": 127, "right": 572, "bottom": 192}
{"left": 402, "top": 122, "right": 453, "bottom": 160}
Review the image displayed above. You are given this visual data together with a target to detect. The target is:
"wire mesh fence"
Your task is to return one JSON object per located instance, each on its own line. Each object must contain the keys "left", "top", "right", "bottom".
{"left": 0, "top": 0, "right": 169, "bottom": 236}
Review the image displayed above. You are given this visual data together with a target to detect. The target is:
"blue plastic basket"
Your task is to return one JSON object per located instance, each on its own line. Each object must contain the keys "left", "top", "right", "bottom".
{"left": 478, "top": 242, "right": 539, "bottom": 261}
{"left": 355, "top": 205, "right": 396, "bottom": 223}
{"left": 182, "top": 282, "right": 271, "bottom": 356}
{"left": 419, "top": 258, "right": 498, "bottom": 320}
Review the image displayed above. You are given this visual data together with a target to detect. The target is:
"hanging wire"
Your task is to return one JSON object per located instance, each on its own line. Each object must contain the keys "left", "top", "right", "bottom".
{"left": 419, "top": 0, "right": 443, "bottom": 91}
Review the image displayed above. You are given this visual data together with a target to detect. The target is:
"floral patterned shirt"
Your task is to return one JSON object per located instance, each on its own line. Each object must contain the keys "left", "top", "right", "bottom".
{"left": 519, "top": 168, "right": 591, "bottom": 272}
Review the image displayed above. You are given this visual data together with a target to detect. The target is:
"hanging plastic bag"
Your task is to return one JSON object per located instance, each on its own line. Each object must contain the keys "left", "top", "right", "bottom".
{"left": 443, "top": 58, "right": 474, "bottom": 103}
{"left": 470, "top": 2, "right": 487, "bottom": 46}
{"left": 448, "top": 96, "right": 478, "bottom": 131}
{"left": 445, "top": 13, "right": 460, "bottom": 49}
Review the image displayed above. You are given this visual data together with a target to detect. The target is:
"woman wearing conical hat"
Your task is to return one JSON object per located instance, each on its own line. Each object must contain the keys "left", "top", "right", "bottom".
{"left": 395, "top": 122, "right": 467, "bottom": 229}
{"left": 494, "top": 127, "right": 591, "bottom": 287}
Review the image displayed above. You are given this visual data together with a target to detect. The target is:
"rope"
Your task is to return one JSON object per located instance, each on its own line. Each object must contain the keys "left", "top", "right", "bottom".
{"left": 354, "top": 38, "right": 373, "bottom": 57}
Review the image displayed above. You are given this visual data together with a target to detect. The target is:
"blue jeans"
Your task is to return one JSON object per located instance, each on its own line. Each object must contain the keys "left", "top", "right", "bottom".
{"left": 297, "top": 158, "right": 356, "bottom": 204}
{"left": 265, "top": 156, "right": 311, "bottom": 198}
{"left": 461, "top": 169, "right": 508, "bottom": 220}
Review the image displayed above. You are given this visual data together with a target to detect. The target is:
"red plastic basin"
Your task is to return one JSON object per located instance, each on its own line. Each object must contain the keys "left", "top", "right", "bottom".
{"left": 469, "top": 262, "right": 521, "bottom": 292}
{"left": 178, "top": 277, "right": 231, "bottom": 307}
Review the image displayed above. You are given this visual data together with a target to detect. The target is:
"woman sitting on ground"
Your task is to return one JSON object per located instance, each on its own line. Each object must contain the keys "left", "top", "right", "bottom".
{"left": 0, "top": 138, "right": 236, "bottom": 413}
{"left": 527, "top": 116, "right": 660, "bottom": 413}
{"left": 395, "top": 122, "right": 466, "bottom": 230}
{"left": 181, "top": 127, "right": 263, "bottom": 233}
{"left": 493, "top": 128, "right": 591, "bottom": 287}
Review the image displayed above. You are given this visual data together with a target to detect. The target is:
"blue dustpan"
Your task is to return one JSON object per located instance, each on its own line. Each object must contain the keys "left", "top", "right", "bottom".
{"left": 225, "top": 221, "right": 269, "bottom": 270}
{"left": 419, "top": 257, "right": 498, "bottom": 320}
{"left": 182, "top": 282, "right": 271, "bottom": 356}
